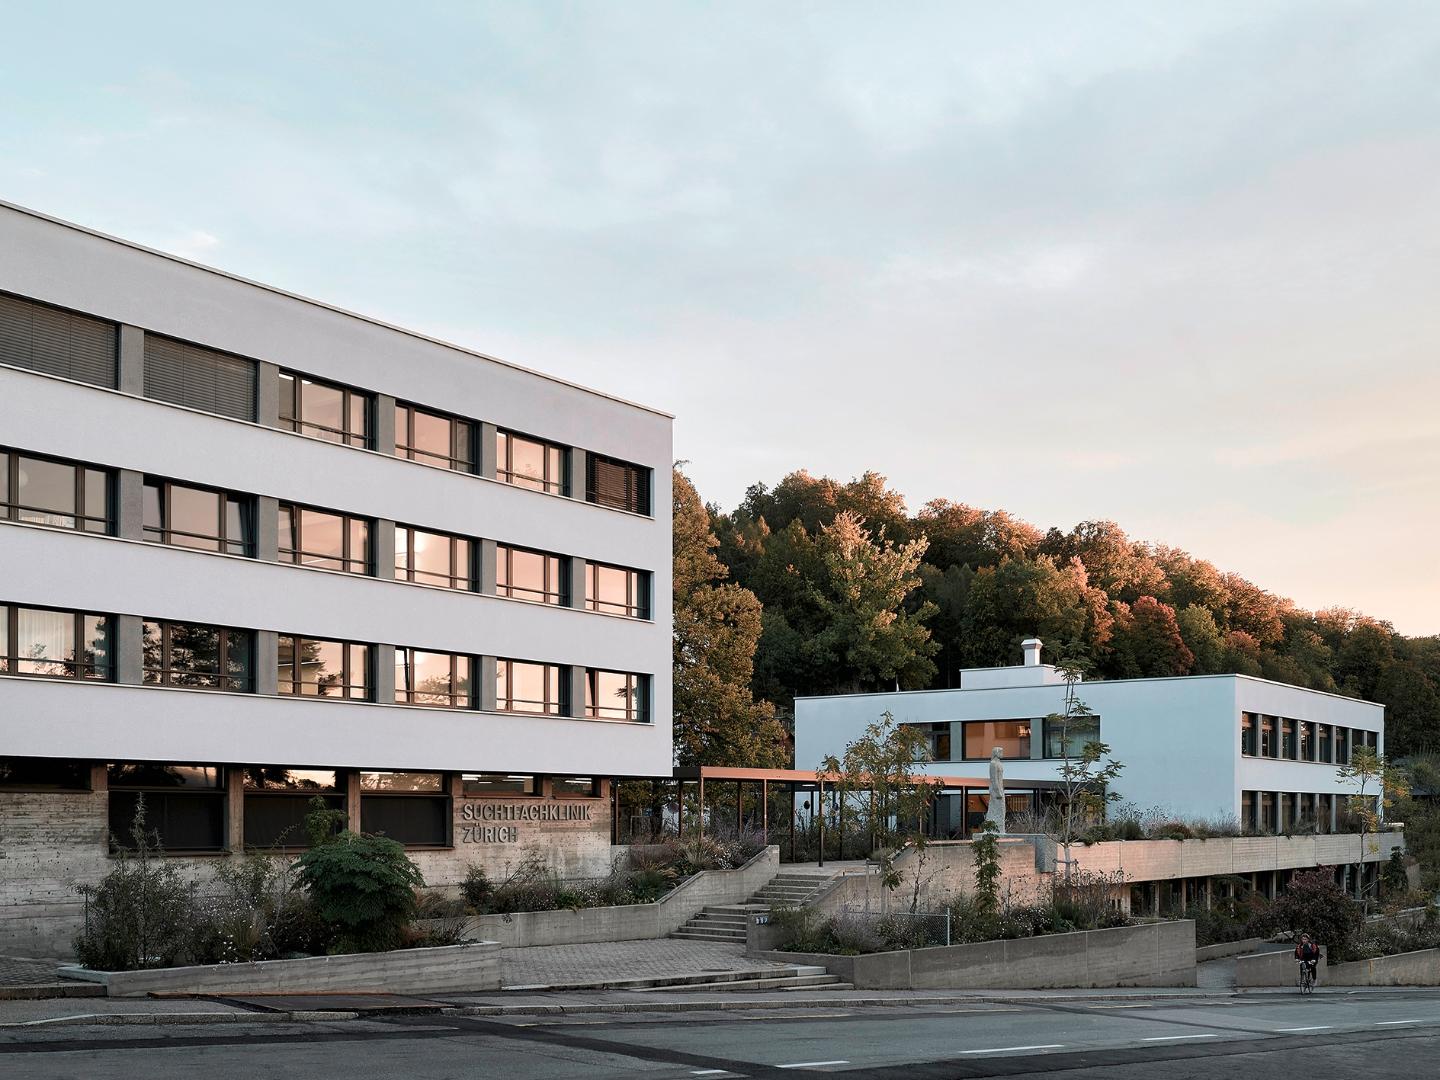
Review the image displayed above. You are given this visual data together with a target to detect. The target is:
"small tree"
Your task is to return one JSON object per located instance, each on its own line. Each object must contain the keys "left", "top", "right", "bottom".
{"left": 1338, "top": 746, "right": 1409, "bottom": 904}
{"left": 1047, "top": 663, "right": 1125, "bottom": 879}
{"left": 820, "top": 711, "right": 942, "bottom": 911}
{"left": 1265, "top": 867, "right": 1363, "bottom": 962}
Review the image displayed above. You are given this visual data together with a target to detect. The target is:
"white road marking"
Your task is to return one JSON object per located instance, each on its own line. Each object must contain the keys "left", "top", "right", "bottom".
{"left": 1377, "top": 1020, "right": 1423, "bottom": 1026}
{"left": 1143, "top": 1034, "right": 1219, "bottom": 1042}
{"left": 960, "top": 1044, "right": 1065, "bottom": 1054}
{"left": 777, "top": 1062, "right": 849, "bottom": 1069}
{"left": 690, "top": 1072, "right": 731, "bottom": 1077}
{"left": 1277, "top": 1026, "right": 1331, "bottom": 1032}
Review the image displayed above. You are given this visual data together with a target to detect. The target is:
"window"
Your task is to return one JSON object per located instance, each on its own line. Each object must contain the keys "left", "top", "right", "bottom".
{"left": 0, "top": 450, "right": 110, "bottom": 533}
{"left": 1281, "top": 718, "right": 1297, "bottom": 760}
{"left": 496, "top": 659, "right": 565, "bottom": 715}
{"left": 552, "top": 777, "right": 600, "bottom": 797}
{"left": 143, "top": 478, "right": 252, "bottom": 556}
{"left": 396, "top": 526, "right": 474, "bottom": 590}
{"left": 496, "top": 545, "right": 567, "bottom": 605}
{"left": 279, "top": 504, "right": 371, "bottom": 575}
{"left": 496, "top": 430, "right": 567, "bottom": 494}
{"left": 1299, "top": 721, "right": 1315, "bottom": 762}
{"left": 395, "top": 648, "right": 473, "bottom": 708}
{"left": 108, "top": 763, "right": 225, "bottom": 851}
{"left": 0, "top": 605, "right": 111, "bottom": 680}
{"left": 586, "top": 453, "right": 650, "bottom": 514}
{"left": 1260, "top": 715, "right": 1276, "bottom": 757}
{"left": 359, "top": 771, "right": 449, "bottom": 847}
{"left": 586, "top": 562, "right": 650, "bottom": 618}
{"left": 1318, "top": 793, "right": 1334, "bottom": 833}
{"left": 1336, "top": 727, "right": 1351, "bottom": 765}
{"left": 462, "top": 773, "right": 536, "bottom": 795}
{"left": 144, "top": 334, "right": 256, "bottom": 421}
{"left": 243, "top": 769, "right": 344, "bottom": 848}
{"left": 1241, "top": 791, "right": 1255, "bottom": 832}
{"left": 396, "top": 404, "right": 473, "bottom": 472}
{"left": 278, "top": 372, "right": 370, "bottom": 447}
{"left": 585, "top": 669, "right": 648, "bottom": 723}
{"left": 142, "top": 620, "right": 254, "bottom": 691}
{"left": 1259, "top": 791, "right": 1277, "bottom": 832}
{"left": 919, "top": 723, "right": 951, "bottom": 762}
{"left": 1044, "top": 714, "right": 1100, "bottom": 758}
{"left": 1318, "top": 724, "right": 1333, "bottom": 763}
{"left": 962, "top": 720, "right": 1031, "bottom": 760}
{"left": 0, "top": 757, "right": 91, "bottom": 791}
{"left": 277, "top": 637, "right": 370, "bottom": 700}
{"left": 0, "top": 291, "right": 117, "bottom": 388}
{"left": 1240, "top": 713, "right": 1258, "bottom": 756}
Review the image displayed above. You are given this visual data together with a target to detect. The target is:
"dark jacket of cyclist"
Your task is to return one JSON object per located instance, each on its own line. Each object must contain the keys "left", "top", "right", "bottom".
{"left": 1295, "top": 940, "right": 1321, "bottom": 963}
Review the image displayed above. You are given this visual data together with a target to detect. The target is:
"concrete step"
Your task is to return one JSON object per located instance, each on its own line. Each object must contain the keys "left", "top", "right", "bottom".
{"left": 639, "top": 972, "right": 847, "bottom": 993}
{"left": 509, "top": 966, "right": 822, "bottom": 993}
{"left": 669, "top": 929, "right": 747, "bottom": 942}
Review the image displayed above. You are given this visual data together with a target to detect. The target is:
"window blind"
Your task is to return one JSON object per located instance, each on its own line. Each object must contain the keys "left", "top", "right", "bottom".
{"left": 587, "top": 454, "right": 651, "bottom": 515}
{"left": 0, "top": 292, "right": 117, "bottom": 389}
{"left": 143, "top": 333, "right": 257, "bottom": 421}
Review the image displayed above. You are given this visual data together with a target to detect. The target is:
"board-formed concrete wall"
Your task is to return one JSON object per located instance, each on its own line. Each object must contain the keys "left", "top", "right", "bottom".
{"left": 811, "top": 839, "right": 1046, "bottom": 917}
{"left": 59, "top": 941, "right": 500, "bottom": 997}
{"left": 1326, "top": 948, "right": 1440, "bottom": 986}
{"left": 1235, "top": 945, "right": 1326, "bottom": 986}
{"left": 765, "top": 919, "right": 1196, "bottom": 989}
{"left": 439, "top": 847, "right": 781, "bottom": 948}
{"left": 1068, "top": 833, "right": 1404, "bottom": 882}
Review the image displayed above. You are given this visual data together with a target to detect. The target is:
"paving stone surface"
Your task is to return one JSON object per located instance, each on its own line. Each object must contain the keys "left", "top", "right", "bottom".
{"left": 0, "top": 957, "right": 65, "bottom": 987}
{"left": 500, "top": 939, "right": 787, "bottom": 987}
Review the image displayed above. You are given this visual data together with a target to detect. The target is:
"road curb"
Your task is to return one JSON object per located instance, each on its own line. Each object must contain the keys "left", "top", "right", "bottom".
{"left": 0, "top": 1010, "right": 360, "bottom": 1029}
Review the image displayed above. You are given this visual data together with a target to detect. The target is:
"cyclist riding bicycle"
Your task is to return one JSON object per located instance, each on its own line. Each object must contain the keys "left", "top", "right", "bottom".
{"left": 1295, "top": 933, "right": 1321, "bottom": 986}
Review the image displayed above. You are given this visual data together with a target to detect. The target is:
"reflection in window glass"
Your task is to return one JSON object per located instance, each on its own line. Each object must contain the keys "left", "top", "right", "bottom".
{"left": 496, "top": 431, "right": 567, "bottom": 494}
{"left": 142, "top": 620, "right": 253, "bottom": 691}
{"left": 396, "top": 404, "right": 473, "bottom": 472}
{"left": 395, "top": 647, "right": 472, "bottom": 708}
{"left": 108, "top": 763, "right": 222, "bottom": 788}
{"left": 396, "top": 526, "right": 473, "bottom": 590}
{"left": 496, "top": 659, "right": 564, "bottom": 714}
{"left": 277, "top": 636, "right": 370, "bottom": 700}
{"left": 143, "top": 478, "right": 252, "bottom": 556}
{"left": 1043, "top": 714, "right": 1100, "bottom": 758}
{"left": 586, "top": 562, "right": 649, "bottom": 618}
{"left": 359, "top": 771, "right": 444, "bottom": 792}
{"left": 279, "top": 372, "right": 371, "bottom": 447}
{"left": 244, "top": 768, "right": 339, "bottom": 791}
{"left": 585, "top": 669, "right": 648, "bottom": 722}
{"left": 1, "top": 450, "right": 111, "bottom": 533}
{"left": 0, "top": 605, "right": 111, "bottom": 680}
{"left": 962, "top": 720, "right": 1031, "bottom": 760}
{"left": 552, "top": 777, "right": 599, "bottom": 797}
{"left": 462, "top": 773, "right": 536, "bottom": 795}
{"left": 496, "top": 546, "right": 566, "bottom": 604}
{"left": 279, "top": 504, "right": 371, "bottom": 575}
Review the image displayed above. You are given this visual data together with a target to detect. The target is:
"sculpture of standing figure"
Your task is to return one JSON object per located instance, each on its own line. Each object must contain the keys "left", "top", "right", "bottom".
{"left": 984, "top": 747, "right": 1006, "bottom": 835}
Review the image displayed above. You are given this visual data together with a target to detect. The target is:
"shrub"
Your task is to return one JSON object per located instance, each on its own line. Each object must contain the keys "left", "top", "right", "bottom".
{"left": 770, "top": 905, "right": 831, "bottom": 953}
{"left": 1261, "top": 868, "right": 1363, "bottom": 962}
{"left": 294, "top": 832, "right": 425, "bottom": 953}
{"left": 1382, "top": 850, "right": 1409, "bottom": 896}
{"left": 74, "top": 796, "right": 197, "bottom": 971}
{"left": 461, "top": 865, "right": 494, "bottom": 912}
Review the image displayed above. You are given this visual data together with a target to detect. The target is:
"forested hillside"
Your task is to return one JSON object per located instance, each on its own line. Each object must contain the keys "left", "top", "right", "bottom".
{"left": 684, "top": 468, "right": 1440, "bottom": 761}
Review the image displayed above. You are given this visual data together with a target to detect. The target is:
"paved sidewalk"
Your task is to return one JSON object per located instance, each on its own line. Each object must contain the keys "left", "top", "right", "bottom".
{"left": 501, "top": 939, "right": 786, "bottom": 988}
{"left": 0, "top": 958, "right": 64, "bottom": 986}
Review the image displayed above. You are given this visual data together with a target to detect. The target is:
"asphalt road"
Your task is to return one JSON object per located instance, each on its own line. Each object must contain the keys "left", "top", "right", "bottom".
{"left": 4, "top": 992, "right": 1440, "bottom": 1079}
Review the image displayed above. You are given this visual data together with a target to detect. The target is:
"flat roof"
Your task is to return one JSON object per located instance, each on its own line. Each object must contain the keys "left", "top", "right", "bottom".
{"left": 0, "top": 199, "right": 674, "bottom": 421}
{"left": 795, "top": 672, "right": 1384, "bottom": 709}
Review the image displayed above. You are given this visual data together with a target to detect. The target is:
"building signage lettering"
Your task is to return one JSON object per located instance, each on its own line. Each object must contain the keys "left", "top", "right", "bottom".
{"left": 457, "top": 800, "right": 594, "bottom": 845}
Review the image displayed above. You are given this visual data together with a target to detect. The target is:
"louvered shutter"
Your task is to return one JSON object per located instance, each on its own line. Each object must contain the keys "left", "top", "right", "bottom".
{"left": 587, "top": 455, "right": 652, "bottom": 514}
{"left": 143, "top": 334, "right": 256, "bottom": 421}
{"left": 0, "top": 292, "right": 117, "bottom": 388}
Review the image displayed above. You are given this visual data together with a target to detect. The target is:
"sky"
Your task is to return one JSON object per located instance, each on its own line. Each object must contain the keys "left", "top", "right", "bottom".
{"left": 2, "top": 2, "right": 1438, "bottom": 634}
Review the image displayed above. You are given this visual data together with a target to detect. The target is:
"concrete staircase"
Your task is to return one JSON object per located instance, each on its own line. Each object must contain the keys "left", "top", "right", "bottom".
{"left": 670, "top": 870, "right": 842, "bottom": 943}
{"left": 744, "top": 870, "right": 839, "bottom": 909}
{"left": 635, "top": 965, "right": 852, "bottom": 992}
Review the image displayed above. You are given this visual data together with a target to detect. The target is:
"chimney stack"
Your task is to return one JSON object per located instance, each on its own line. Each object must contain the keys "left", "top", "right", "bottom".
{"left": 1021, "top": 638, "right": 1043, "bottom": 667}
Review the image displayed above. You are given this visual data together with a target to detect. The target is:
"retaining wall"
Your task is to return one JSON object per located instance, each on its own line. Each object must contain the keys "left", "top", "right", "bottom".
{"left": 438, "top": 846, "right": 780, "bottom": 948}
{"left": 1195, "top": 937, "right": 1269, "bottom": 962}
{"left": 58, "top": 941, "right": 501, "bottom": 997}
{"left": 761, "top": 919, "right": 1195, "bottom": 990}
{"left": 1327, "top": 948, "right": 1440, "bottom": 986}
{"left": 1235, "top": 945, "right": 1326, "bottom": 986}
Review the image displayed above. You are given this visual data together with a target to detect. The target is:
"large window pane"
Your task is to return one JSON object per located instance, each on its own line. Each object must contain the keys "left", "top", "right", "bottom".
{"left": 280, "top": 371, "right": 371, "bottom": 448}
{"left": 497, "top": 430, "right": 567, "bottom": 494}
{"left": 496, "top": 659, "right": 563, "bottom": 714}
{"left": 279, "top": 504, "right": 370, "bottom": 575}
{"left": 15, "top": 607, "right": 73, "bottom": 677}
{"left": 143, "top": 479, "right": 252, "bottom": 556}
{"left": 3, "top": 452, "right": 110, "bottom": 533}
{"left": 359, "top": 771, "right": 444, "bottom": 792}
{"left": 395, "top": 648, "right": 472, "bottom": 708}
{"left": 244, "top": 768, "right": 339, "bottom": 791}
{"left": 585, "top": 669, "right": 647, "bottom": 722}
{"left": 278, "top": 636, "right": 369, "bottom": 700}
{"left": 397, "top": 527, "right": 472, "bottom": 590}
{"left": 962, "top": 720, "right": 1031, "bottom": 760}
{"left": 462, "top": 773, "right": 536, "bottom": 795}
{"left": 1043, "top": 714, "right": 1099, "bottom": 758}
{"left": 360, "top": 794, "right": 449, "bottom": 846}
{"left": 142, "top": 620, "right": 253, "bottom": 691}
{"left": 396, "top": 404, "right": 472, "bottom": 472}
{"left": 0, "top": 757, "right": 91, "bottom": 790}
{"left": 587, "top": 563, "right": 648, "bottom": 618}
{"left": 1, "top": 606, "right": 111, "bottom": 681}
{"left": 496, "top": 545, "right": 565, "bottom": 604}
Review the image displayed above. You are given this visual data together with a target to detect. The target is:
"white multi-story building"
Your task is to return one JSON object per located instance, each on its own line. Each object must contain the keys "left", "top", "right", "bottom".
{"left": 796, "top": 639, "right": 1385, "bottom": 837}
{"left": 0, "top": 202, "right": 672, "bottom": 952}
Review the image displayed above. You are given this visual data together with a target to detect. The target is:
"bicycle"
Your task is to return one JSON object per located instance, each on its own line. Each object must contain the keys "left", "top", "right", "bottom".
{"left": 1298, "top": 959, "right": 1317, "bottom": 995}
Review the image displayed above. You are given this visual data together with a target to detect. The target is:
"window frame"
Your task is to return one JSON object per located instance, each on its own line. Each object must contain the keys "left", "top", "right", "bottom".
{"left": 0, "top": 448, "right": 112, "bottom": 534}
{"left": 395, "top": 525, "right": 475, "bottom": 591}
{"left": 278, "top": 502, "right": 373, "bottom": 576}
{"left": 277, "top": 636, "right": 372, "bottom": 701}
{"left": 496, "top": 430, "right": 569, "bottom": 495}
{"left": 551, "top": 776, "right": 601, "bottom": 798}
{"left": 142, "top": 476, "right": 254, "bottom": 557}
{"left": 961, "top": 719, "right": 1033, "bottom": 761}
{"left": 107, "top": 763, "right": 227, "bottom": 853}
{"left": 0, "top": 756, "right": 93, "bottom": 792}
{"left": 495, "top": 658, "right": 567, "bottom": 716}
{"left": 394, "top": 647, "right": 474, "bottom": 709}
{"left": 358, "top": 771, "right": 451, "bottom": 848}
{"left": 585, "top": 561, "right": 650, "bottom": 619}
{"left": 0, "top": 603, "right": 113, "bottom": 681}
{"left": 585, "top": 453, "right": 651, "bottom": 515}
{"left": 278, "top": 371, "right": 372, "bottom": 448}
{"left": 395, "top": 402, "right": 475, "bottom": 473}
{"left": 495, "top": 544, "right": 568, "bottom": 605}
{"left": 142, "top": 620, "right": 255, "bottom": 692}
{"left": 462, "top": 773, "right": 538, "bottom": 796}
{"left": 584, "top": 668, "right": 649, "bottom": 723}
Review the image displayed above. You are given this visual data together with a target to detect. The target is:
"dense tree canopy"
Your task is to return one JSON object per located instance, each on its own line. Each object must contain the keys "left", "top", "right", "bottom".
{"left": 689, "top": 468, "right": 1439, "bottom": 761}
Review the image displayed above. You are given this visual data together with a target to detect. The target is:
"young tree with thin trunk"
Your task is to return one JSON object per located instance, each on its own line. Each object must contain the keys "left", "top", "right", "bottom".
{"left": 1046, "top": 662, "right": 1125, "bottom": 880}
{"left": 1338, "top": 745, "right": 1409, "bottom": 906}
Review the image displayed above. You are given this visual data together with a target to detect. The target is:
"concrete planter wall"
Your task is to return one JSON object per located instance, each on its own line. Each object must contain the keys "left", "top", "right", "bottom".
{"left": 761, "top": 919, "right": 1195, "bottom": 990}
{"left": 1327, "top": 948, "right": 1440, "bottom": 986}
{"left": 1235, "top": 945, "right": 1326, "bottom": 986}
{"left": 58, "top": 941, "right": 501, "bottom": 998}
{"left": 1068, "top": 832, "right": 1404, "bottom": 882}
{"left": 426, "top": 846, "right": 780, "bottom": 948}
